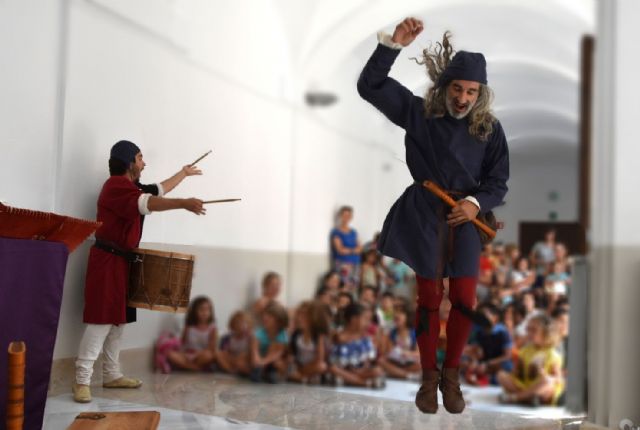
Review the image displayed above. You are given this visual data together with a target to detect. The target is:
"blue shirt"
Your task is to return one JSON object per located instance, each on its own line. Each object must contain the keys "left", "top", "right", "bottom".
{"left": 255, "top": 327, "right": 288, "bottom": 357}
{"left": 331, "top": 228, "right": 361, "bottom": 265}
{"left": 474, "top": 323, "right": 512, "bottom": 361}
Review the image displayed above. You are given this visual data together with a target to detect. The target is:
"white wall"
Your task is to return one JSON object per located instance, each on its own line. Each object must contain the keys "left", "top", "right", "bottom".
{"left": 494, "top": 148, "right": 579, "bottom": 244}
{"left": 1, "top": 0, "right": 585, "bottom": 360}
{"left": 50, "top": 0, "right": 408, "bottom": 358}
{"left": 587, "top": 0, "right": 640, "bottom": 426}
{"left": 0, "top": 0, "right": 65, "bottom": 211}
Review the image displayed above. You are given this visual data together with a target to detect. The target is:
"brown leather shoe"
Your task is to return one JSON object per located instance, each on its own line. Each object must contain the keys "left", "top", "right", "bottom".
{"left": 415, "top": 368, "right": 439, "bottom": 414}
{"left": 439, "top": 367, "right": 465, "bottom": 413}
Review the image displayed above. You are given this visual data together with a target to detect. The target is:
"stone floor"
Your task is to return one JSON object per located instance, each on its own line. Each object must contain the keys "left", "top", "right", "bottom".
{"left": 46, "top": 352, "right": 583, "bottom": 429}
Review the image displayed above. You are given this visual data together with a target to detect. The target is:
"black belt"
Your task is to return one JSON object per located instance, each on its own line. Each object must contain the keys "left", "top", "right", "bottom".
{"left": 94, "top": 239, "right": 141, "bottom": 263}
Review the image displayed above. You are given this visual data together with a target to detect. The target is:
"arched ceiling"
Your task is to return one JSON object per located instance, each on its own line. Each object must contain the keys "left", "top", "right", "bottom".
{"left": 287, "top": 0, "right": 594, "bottom": 155}
{"left": 84, "top": 0, "right": 595, "bottom": 156}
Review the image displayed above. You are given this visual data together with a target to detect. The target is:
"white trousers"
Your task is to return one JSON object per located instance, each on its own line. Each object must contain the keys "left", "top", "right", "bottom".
{"left": 75, "top": 324, "right": 124, "bottom": 385}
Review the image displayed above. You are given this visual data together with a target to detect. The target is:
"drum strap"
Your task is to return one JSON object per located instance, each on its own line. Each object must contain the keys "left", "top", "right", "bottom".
{"left": 94, "top": 239, "right": 141, "bottom": 263}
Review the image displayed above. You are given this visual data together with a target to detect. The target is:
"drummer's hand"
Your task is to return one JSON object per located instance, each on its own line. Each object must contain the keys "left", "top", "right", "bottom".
{"left": 447, "top": 200, "right": 479, "bottom": 227}
{"left": 183, "top": 198, "right": 206, "bottom": 215}
{"left": 182, "top": 165, "right": 202, "bottom": 177}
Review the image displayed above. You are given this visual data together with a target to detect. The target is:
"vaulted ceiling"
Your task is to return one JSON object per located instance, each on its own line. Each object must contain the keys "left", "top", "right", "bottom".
{"left": 86, "top": 0, "right": 595, "bottom": 160}
{"left": 288, "top": 0, "right": 595, "bottom": 159}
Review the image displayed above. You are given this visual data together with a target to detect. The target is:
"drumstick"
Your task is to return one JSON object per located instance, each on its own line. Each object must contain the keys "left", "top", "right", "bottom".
{"left": 189, "top": 150, "right": 212, "bottom": 166}
{"left": 422, "top": 181, "right": 496, "bottom": 240}
{"left": 202, "top": 198, "right": 241, "bottom": 204}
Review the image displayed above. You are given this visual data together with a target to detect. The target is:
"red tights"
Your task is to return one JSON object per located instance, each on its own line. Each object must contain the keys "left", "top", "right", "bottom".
{"left": 415, "top": 275, "right": 477, "bottom": 370}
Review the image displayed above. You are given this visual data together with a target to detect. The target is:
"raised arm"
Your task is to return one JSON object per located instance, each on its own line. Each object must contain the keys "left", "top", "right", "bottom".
{"left": 160, "top": 165, "right": 202, "bottom": 195}
{"left": 357, "top": 17, "right": 424, "bottom": 130}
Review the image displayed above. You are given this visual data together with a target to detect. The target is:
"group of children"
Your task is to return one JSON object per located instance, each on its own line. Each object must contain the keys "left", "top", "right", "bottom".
{"left": 460, "top": 232, "right": 571, "bottom": 406}
{"left": 155, "top": 230, "right": 571, "bottom": 407}
{"left": 155, "top": 272, "right": 422, "bottom": 389}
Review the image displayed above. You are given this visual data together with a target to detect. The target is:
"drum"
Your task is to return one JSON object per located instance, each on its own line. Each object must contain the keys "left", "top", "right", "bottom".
{"left": 128, "top": 248, "right": 195, "bottom": 313}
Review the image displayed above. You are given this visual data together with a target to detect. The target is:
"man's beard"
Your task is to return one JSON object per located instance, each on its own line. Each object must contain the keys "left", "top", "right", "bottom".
{"left": 445, "top": 95, "right": 475, "bottom": 119}
{"left": 129, "top": 165, "right": 142, "bottom": 181}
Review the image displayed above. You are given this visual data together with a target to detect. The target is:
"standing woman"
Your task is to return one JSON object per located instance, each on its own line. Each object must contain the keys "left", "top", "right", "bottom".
{"left": 330, "top": 206, "right": 362, "bottom": 290}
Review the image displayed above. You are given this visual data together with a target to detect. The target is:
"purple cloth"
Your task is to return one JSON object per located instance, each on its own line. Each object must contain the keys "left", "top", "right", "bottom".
{"left": 0, "top": 237, "right": 69, "bottom": 430}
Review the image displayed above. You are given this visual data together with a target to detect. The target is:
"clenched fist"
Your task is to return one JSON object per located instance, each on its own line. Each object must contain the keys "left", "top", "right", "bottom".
{"left": 392, "top": 17, "right": 424, "bottom": 47}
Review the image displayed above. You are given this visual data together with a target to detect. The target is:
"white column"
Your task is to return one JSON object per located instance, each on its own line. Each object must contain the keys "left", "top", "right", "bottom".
{"left": 587, "top": 0, "right": 640, "bottom": 427}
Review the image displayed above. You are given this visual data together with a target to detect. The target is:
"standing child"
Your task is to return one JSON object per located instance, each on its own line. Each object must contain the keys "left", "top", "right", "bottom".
{"left": 217, "top": 311, "right": 253, "bottom": 376}
{"left": 250, "top": 302, "right": 289, "bottom": 383}
{"left": 329, "top": 303, "right": 384, "bottom": 388}
{"left": 167, "top": 296, "right": 217, "bottom": 371}
{"left": 360, "top": 249, "right": 382, "bottom": 290}
{"left": 288, "top": 301, "right": 330, "bottom": 384}
{"left": 378, "top": 304, "right": 421, "bottom": 380}
{"left": 497, "top": 314, "right": 565, "bottom": 406}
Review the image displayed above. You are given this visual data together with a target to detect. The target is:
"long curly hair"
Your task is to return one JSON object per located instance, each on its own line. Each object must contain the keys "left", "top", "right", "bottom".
{"left": 411, "top": 31, "right": 497, "bottom": 142}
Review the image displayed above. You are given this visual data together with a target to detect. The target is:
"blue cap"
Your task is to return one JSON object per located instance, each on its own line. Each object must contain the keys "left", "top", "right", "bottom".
{"left": 437, "top": 51, "right": 487, "bottom": 88}
{"left": 110, "top": 140, "right": 140, "bottom": 164}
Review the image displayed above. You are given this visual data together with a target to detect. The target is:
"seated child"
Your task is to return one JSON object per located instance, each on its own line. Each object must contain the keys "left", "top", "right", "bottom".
{"left": 166, "top": 296, "right": 218, "bottom": 371}
{"left": 334, "top": 291, "right": 354, "bottom": 329}
{"left": 217, "top": 310, "right": 252, "bottom": 376}
{"left": 497, "top": 314, "right": 565, "bottom": 406}
{"left": 288, "top": 301, "right": 330, "bottom": 384}
{"left": 377, "top": 303, "right": 421, "bottom": 380}
{"left": 361, "top": 303, "right": 382, "bottom": 352}
{"left": 251, "top": 271, "right": 283, "bottom": 323}
{"left": 329, "top": 303, "right": 384, "bottom": 388}
{"left": 250, "top": 301, "right": 289, "bottom": 383}
{"left": 464, "top": 302, "right": 513, "bottom": 386}
{"left": 377, "top": 291, "right": 395, "bottom": 333}
{"left": 360, "top": 249, "right": 382, "bottom": 290}
{"left": 359, "top": 285, "right": 378, "bottom": 307}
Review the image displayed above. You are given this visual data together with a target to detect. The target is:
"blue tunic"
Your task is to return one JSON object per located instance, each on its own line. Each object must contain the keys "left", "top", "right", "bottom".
{"left": 357, "top": 44, "right": 509, "bottom": 279}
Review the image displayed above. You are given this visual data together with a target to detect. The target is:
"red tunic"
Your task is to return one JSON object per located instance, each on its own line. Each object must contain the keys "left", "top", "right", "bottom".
{"left": 83, "top": 176, "right": 143, "bottom": 324}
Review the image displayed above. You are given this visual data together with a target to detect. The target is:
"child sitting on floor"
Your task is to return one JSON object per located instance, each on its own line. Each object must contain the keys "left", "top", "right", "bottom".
{"left": 377, "top": 303, "right": 421, "bottom": 380}
{"left": 497, "top": 314, "right": 565, "bottom": 406}
{"left": 377, "top": 291, "right": 396, "bottom": 332}
{"left": 464, "top": 302, "right": 513, "bottom": 386}
{"left": 288, "top": 301, "right": 330, "bottom": 384}
{"left": 217, "top": 310, "right": 253, "bottom": 376}
{"left": 250, "top": 301, "right": 289, "bottom": 383}
{"left": 329, "top": 303, "right": 384, "bottom": 388}
{"left": 166, "top": 296, "right": 218, "bottom": 371}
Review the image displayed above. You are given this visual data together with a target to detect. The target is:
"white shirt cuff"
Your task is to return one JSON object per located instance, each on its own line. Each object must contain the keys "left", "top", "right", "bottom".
{"left": 156, "top": 183, "right": 165, "bottom": 197}
{"left": 138, "top": 193, "right": 152, "bottom": 215}
{"left": 464, "top": 196, "right": 481, "bottom": 210}
{"left": 377, "top": 31, "right": 403, "bottom": 50}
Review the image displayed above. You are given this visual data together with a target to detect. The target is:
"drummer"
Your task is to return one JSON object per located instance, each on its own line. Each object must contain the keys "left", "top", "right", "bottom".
{"left": 73, "top": 140, "right": 206, "bottom": 403}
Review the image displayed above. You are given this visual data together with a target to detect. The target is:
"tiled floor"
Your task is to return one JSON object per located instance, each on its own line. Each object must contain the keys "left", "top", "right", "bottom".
{"left": 46, "top": 367, "right": 578, "bottom": 429}
{"left": 44, "top": 394, "right": 290, "bottom": 429}
{"left": 329, "top": 379, "right": 578, "bottom": 420}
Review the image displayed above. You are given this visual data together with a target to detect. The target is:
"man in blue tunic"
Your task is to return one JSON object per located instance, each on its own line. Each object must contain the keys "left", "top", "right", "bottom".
{"left": 358, "top": 17, "right": 509, "bottom": 414}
